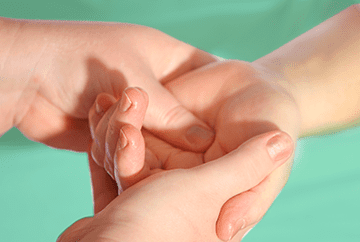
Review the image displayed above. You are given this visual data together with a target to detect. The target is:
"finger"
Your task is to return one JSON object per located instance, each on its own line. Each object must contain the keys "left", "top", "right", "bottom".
{"left": 104, "top": 87, "right": 148, "bottom": 178}
{"left": 90, "top": 94, "right": 118, "bottom": 167}
{"left": 114, "top": 124, "right": 152, "bottom": 192}
{"left": 88, "top": 144, "right": 118, "bottom": 214}
{"left": 90, "top": 87, "right": 147, "bottom": 171}
{"left": 216, "top": 161, "right": 292, "bottom": 241}
{"left": 143, "top": 81, "right": 215, "bottom": 152}
{"left": 89, "top": 93, "right": 117, "bottom": 140}
{"left": 91, "top": 103, "right": 119, "bottom": 167}
{"left": 191, "top": 131, "right": 294, "bottom": 208}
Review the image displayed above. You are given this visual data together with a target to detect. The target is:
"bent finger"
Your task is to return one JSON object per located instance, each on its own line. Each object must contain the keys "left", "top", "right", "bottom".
{"left": 89, "top": 93, "right": 117, "bottom": 140}
{"left": 104, "top": 87, "right": 148, "bottom": 178}
{"left": 114, "top": 124, "right": 151, "bottom": 192}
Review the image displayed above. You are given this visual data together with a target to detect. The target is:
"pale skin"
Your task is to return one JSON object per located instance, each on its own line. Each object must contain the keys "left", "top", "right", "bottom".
{"left": 0, "top": 17, "right": 217, "bottom": 152}
{"left": 80, "top": 4, "right": 360, "bottom": 241}
{"left": 254, "top": 4, "right": 360, "bottom": 136}
{"left": 2, "top": 3, "right": 360, "bottom": 242}
{"left": 87, "top": 61, "right": 301, "bottom": 242}
{"left": 57, "top": 88, "right": 294, "bottom": 242}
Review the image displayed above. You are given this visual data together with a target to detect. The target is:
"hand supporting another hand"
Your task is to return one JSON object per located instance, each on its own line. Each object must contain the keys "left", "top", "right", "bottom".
{"left": 165, "top": 60, "right": 301, "bottom": 240}
{"left": 0, "top": 17, "right": 215, "bottom": 152}
{"left": 58, "top": 88, "right": 294, "bottom": 241}
{"left": 87, "top": 57, "right": 301, "bottom": 241}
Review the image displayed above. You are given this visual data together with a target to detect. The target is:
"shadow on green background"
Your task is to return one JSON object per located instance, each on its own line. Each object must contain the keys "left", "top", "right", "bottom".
{"left": 1, "top": 0, "right": 359, "bottom": 241}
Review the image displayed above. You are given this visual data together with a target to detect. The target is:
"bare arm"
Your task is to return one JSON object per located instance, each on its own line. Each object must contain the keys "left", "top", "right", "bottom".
{"left": 0, "top": 18, "right": 29, "bottom": 135}
{"left": 0, "top": 17, "right": 216, "bottom": 151}
{"left": 254, "top": 4, "right": 360, "bottom": 137}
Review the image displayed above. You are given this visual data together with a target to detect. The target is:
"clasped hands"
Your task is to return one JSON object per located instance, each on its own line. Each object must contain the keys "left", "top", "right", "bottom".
{"left": 3, "top": 19, "right": 299, "bottom": 242}
{"left": 58, "top": 60, "right": 299, "bottom": 241}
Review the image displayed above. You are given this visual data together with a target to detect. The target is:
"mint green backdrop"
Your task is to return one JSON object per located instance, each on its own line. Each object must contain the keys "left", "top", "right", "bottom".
{"left": 1, "top": 0, "right": 359, "bottom": 241}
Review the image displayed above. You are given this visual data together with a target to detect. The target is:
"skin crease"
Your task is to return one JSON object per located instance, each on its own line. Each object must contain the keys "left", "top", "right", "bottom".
{"left": 85, "top": 60, "right": 301, "bottom": 241}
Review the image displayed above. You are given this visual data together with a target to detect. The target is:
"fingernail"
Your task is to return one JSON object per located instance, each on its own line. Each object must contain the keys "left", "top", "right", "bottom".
{"left": 226, "top": 218, "right": 245, "bottom": 241}
{"left": 95, "top": 97, "right": 104, "bottom": 114}
{"left": 266, "top": 133, "right": 293, "bottom": 162}
{"left": 186, "top": 125, "right": 215, "bottom": 144}
{"left": 119, "top": 91, "right": 131, "bottom": 112}
{"left": 119, "top": 129, "right": 128, "bottom": 149}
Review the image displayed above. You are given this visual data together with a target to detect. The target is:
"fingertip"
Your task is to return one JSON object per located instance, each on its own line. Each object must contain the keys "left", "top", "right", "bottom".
{"left": 89, "top": 93, "right": 117, "bottom": 139}
{"left": 115, "top": 87, "right": 149, "bottom": 130}
{"left": 123, "top": 87, "right": 149, "bottom": 110}
{"left": 216, "top": 220, "right": 233, "bottom": 242}
{"left": 114, "top": 125, "right": 140, "bottom": 177}
{"left": 114, "top": 124, "right": 149, "bottom": 190}
{"left": 94, "top": 93, "right": 117, "bottom": 115}
{"left": 216, "top": 192, "right": 255, "bottom": 241}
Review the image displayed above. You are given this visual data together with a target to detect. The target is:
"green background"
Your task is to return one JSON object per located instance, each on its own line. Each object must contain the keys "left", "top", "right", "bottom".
{"left": 1, "top": 0, "right": 359, "bottom": 241}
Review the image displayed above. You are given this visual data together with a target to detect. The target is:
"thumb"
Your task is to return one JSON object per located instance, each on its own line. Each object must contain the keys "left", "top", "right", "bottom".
{"left": 143, "top": 83, "right": 215, "bottom": 152}
{"left": 191, "top": 130, "right": 294, "bottom": 206}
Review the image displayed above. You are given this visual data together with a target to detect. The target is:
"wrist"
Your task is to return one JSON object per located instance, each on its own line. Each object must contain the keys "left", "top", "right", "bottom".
{"left": 254, "top": 5, "right": 360, "bottom": 137}
{"left": 0, "top": 17, "right": 25, "bottom": 134}
{"left": 0, "top": 17, "right": 46, "bottom": 134}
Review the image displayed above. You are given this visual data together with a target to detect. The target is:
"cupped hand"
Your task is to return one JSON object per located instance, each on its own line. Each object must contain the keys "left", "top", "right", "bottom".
{"left": 88, "top": 59, "right": 301, "bottom": 241}
{"left": 164, "top": 60, "right": 301, "bottom": 240}
{"left": 58, "top": 128, "right": 293, "bottom": 242}
{"left": 5, "top": 18, "right": 216, "bottom": 151}
{"left": 88, "top": 87, "right": 208, "bottom": 213}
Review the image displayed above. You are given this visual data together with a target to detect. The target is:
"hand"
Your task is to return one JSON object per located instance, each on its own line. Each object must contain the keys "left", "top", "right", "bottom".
{"left": 88, "top": 60, "right": 300, "bottom": 241}
{"left": 0, "top": 17, "right": 215, "bottom": 151}
{"left": 88, "top": 87, "right": 210, "bottom": 212}
{"left": 58, "top": 127, "right": 294, "bottom": 242}
{"left": 164, "top": 60, "right": 301, "bottom": 240}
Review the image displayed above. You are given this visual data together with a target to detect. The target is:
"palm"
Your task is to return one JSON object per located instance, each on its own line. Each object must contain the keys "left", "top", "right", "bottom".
{"left": 140, "top": 61, "right": 300, "bottom": 241}
{"left": 88, "top": 60, "right": 300, "bottom": 241}
{"left": 150, "top": 60, "right": 299, "bottom": 167}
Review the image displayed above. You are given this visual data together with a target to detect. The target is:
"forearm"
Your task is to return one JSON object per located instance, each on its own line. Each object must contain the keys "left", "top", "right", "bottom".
{"left": 254, "top": 4, "right": 360, "bottom": 137}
